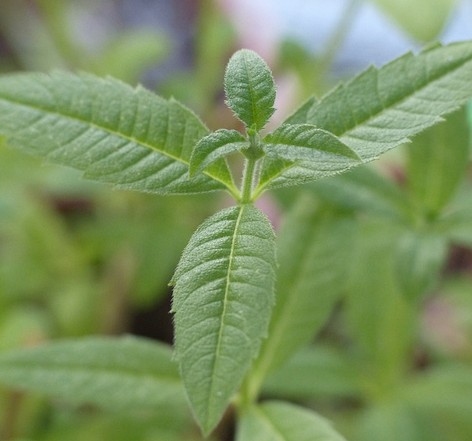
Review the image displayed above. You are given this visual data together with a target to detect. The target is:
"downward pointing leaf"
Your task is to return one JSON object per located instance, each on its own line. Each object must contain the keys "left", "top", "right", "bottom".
{"left": 237, "top": 401, "right": 346, "bottom": 441}
{"left": 258, "top": 41, "right": 472, "bottom": 192}
{"left": 224, "top": 49, "right": 276, "bottom": 131}
{"left": 0, "top": 72, "right": 236, "bottom": 195}
{"left": 171, "top": 205, "right": 276, "bottom": 435}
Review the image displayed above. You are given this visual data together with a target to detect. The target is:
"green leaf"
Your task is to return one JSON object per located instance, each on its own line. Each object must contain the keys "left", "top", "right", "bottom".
{"left": 372, "top": 0, "right": 457, "bottom": 42}
{"left": 406, "top": 107, "right": 470, "bottom": 217}
{"left": 224, "top": 49, "right": 276, "bottom": 131}
{"left": 394, "top": 229, "right": 448, "bottom": 300}
{"left": 263, "top": 123, "right": 360, "bottom": 165}
{"left": 0, "top": 336, "right": 185, "bottom": 411}
{"left": 311, "top": 166, "right": 411, "bottom": 222}
{"left": 237, "top": 401, "right": 346, "bottom": 441}
{"left": 257, "top": 41, "right": 472, "bottom": 192}
{"left": 345, "top": 221, "right": 415, "bottom": 383}
{"left": 0, "top": 72, "right": 236, "bottom": 195}
{"left": 355, "top": 402, "right": 434, "bottom": 441}
{"left": 262, "top": 346, "right": 362, "bottom": 400}
{"left": 189, "top": 128, "right": 246, "bottom": 176}
{"left": 171, "top": 205, "right": 277, "bottom": 434}
{"left": 250, "top": 194, "right": 355, "bottom": 387}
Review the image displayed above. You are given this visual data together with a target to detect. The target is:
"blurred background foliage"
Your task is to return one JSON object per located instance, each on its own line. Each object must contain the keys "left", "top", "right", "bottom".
{"left": 0, "top": 0, "right": 471, "bottom": 440}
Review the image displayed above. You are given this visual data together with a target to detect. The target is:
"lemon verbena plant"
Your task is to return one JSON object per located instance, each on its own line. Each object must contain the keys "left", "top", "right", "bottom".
{"left": 0, "top": 44, "right": 472, "bottom": 439}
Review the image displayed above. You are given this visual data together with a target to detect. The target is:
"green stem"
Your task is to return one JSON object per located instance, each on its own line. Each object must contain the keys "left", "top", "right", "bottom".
{"left": 240, "top": 157, "right": 257, "bottom": 204}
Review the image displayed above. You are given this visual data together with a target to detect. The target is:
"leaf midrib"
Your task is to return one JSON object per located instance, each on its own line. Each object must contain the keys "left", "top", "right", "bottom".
{"left": 0, "top": 95, "right": 231, "bottom": 190}
{"left": 206, "top": 205, "right": 245, "bottom": 425}
{"left": 0, "top": 360, "right": 181, "bottom": 385}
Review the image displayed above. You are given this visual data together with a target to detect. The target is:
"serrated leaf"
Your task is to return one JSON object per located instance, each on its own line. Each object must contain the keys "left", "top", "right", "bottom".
{"left": 236, "top": 401, "right": 346, "bottom": 441}
{"left": 250, "top": 194, "right": 355, "bottom": 385}
{"left": 263, "top": 123, "right": 360, "bottom": 166}
{"left": 0, "top": 336, "right": 184, "bottom": 411}
{"left": 0, "top": 72, "right": 236, "bottom": 195}
{"left": 189, "top": 128, "right": 246, "bottom": 176}
{"left": 406, "top": 107, "right": 470, "bottom": 217}
{"left": 257, "top": 41, "right": 472, "bottom": 192}
{"left": 171, "top": 205, "right": 276, "bottom": 434}
{"left": 224, "top": 49, "right": 276, "bottom": 131}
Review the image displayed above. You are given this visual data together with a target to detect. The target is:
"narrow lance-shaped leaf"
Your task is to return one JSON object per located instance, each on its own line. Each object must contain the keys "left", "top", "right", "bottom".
{"left": 0, "top": 336, "right": 185, "bottom": 411}
{"left": 189, "top": 128, "right": 247, "bottom": 176}
{"left": 171, "top": 205, "right": 276, "bottom": 435}
{"left": 257, "top": 41, "right": 472, "bottom": 192}
{"left": 0, "top": 72, "right": 236, "bottom": 195}
{"left": 237, "top": 401, "right": 346, "bottom": 441}
{"left": 224, "top": 49, "right": 276, "bottom": 131}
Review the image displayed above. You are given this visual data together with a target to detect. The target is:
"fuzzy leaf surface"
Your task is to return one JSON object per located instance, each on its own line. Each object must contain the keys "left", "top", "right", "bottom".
{"left": 250, "top": 195, "right": 355, "bottom": 385}
{"left": 171, "top": 205, "right": 276, "bottom": 434}
{"left": 257, "top": 42, "right": 472, "bottom": 192}
{"left": 224, "top": 49, "right": 276, "bottom": 130}
{"left": 0, "top": 72, "right": 235, "bottom": 195}
{"left": 190, "top": 128, "right": 246, "bottom": 176}
{"left": 0, "top": 336, "right": 184, "bottom": 410}
{"left": 263, "top": 123, "right": 359, "bottom": 168}
{"left": 236, "top": 401, "right": 346, "bottom": 441}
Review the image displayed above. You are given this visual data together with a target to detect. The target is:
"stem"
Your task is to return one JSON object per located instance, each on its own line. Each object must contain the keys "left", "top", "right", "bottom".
{"left": 239, "top": 131, "right": 263, "bottom": 204}
{"left": 240, "top": 157, "right": 257, "bottom": 204}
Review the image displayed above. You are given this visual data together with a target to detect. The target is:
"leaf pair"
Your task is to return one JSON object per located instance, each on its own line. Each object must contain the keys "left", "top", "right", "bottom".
{"left": 190, "top": 49, "right": 360, "bottom": 188}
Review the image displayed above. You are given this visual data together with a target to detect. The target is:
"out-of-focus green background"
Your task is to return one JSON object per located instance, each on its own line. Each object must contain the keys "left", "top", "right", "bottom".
{"left": 0, "top": 1, "right": 471, "bottom": 440}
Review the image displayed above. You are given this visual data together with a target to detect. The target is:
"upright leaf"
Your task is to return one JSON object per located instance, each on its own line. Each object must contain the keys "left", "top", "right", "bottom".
{"left": 250, "top": 194, "right": 355, "bottom": 388}
{"left": 237, "top": 401, "right": 346, "bottom": 441}
{"left": 224, "top": 49, "right": 276, "bottom": 131}
{"left": 394, "top": 229, "right": 448, "bottom": 300}
{"left": 346, "top": 221, "right": 415, "bottom": 386}
{"left": 0, "top": 336, "right": 184, "bottom": 411}
{"left": 0, "top": 72, "right": 236, "bottom": 195}
{"left": 257, "top": 42, "right": 472, "bottom": 192}
{"left": 171, "top": 205, "right": 276, "bottom": 434}
{"left": 406, "top": 107, "right": 470, "bottom": 217}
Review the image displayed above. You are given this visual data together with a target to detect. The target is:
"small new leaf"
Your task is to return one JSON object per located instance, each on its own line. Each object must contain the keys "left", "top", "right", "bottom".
{"left": 264, "top": 123, "right": 360, "bottom": 164}
{"left": 172, "top": 205, "right": 277, "bottom": 435}
{"left": 224, "top": 49, "right": 276, "bottom": 131}
{"left": 190, "top": 128, "right": 247, "bottom": 176}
